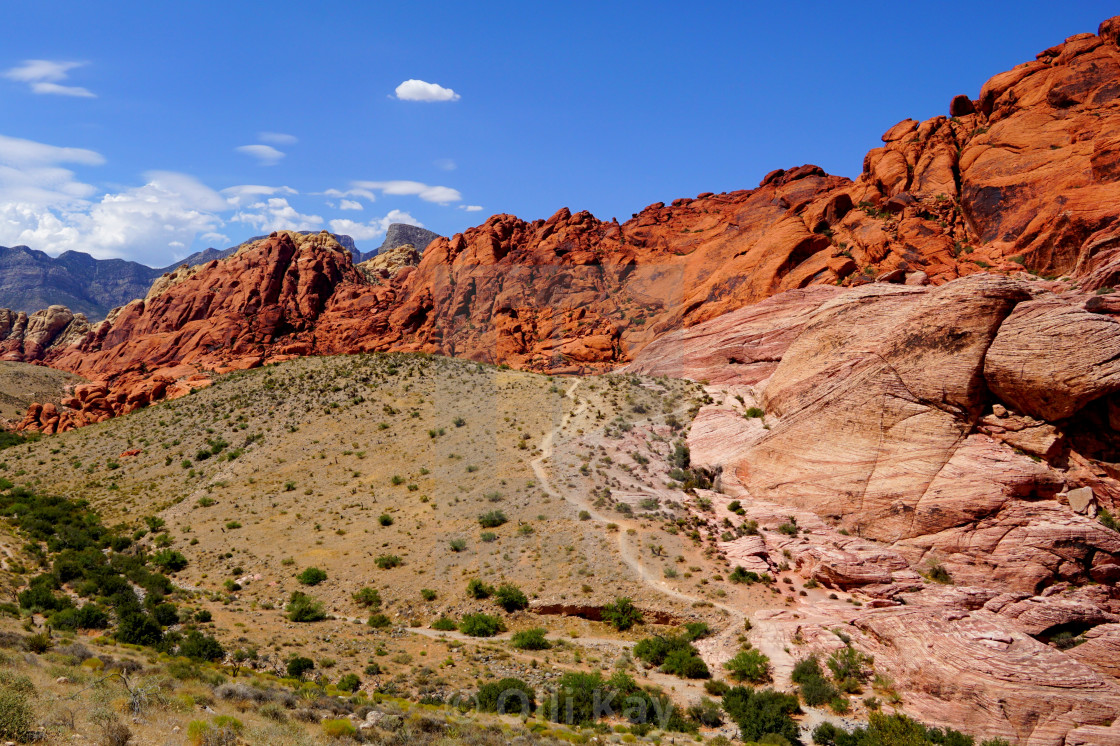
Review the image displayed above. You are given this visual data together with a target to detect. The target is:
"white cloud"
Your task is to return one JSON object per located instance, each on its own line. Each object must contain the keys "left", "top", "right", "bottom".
{"left": 258, "top": 132, "right": 298, "bottom": 145}
{"left": 235, "top": 144, "right": 285, "bottom": 166}
{"left": 394, "top": 79, "right": 460, "bottom": 102}
{"left": 329, "top": 210, "right": 422, "bottom": 242}
{"left": 323, "top": 187, "right": 376, "bottom": 202}
{"left": 0, "top": 134, "right": 102, "bottom": 211}
{"left": 3, "top": 60, "right": 96, "bottom": 98}
{"left": 221, "top": 184, "right": 298, "bottom": 208}
{"left": 434, "top": 158, "right": 456, "bottom": 171}
{"left": 460, "top": 205, "right": 483, "bottom": 212}
{"left": 231, "top": 197, "right": 322, "bottom": 233}
{"left": 353, "top": 180, "right": 461, "bottom": 204}
{"left": 201, "top": 232, "right": 230, "bottom": 246}
{"left": 0, "top": 170, "right": 227, "bottom": 261}
{"left": 0, "top": 134, "right": 104, "bottom": 168}
{"left": 338, "top": 199, "right": 363, "bottom": 211}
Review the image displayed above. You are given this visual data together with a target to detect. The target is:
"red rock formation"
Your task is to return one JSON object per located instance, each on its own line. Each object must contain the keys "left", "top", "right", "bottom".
{"left": 0, "top": 19, "right": 1113, "bottom": 428}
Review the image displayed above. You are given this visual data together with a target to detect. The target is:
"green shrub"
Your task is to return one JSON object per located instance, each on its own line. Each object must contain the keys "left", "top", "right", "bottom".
{"left": 420, "top": 588, "right": 437, "bottom": 601}
{"left": 494, "top": 583, "right": 528, "bottom": 612}
{"left": 286, "top": 656, "right": 314, "bottom": 679}
{"left": 322, "top": 718, "right": 357, "bottom": 739}
{"left": 827, "top": 645, "right": 872, "bottom": 684}
{"left": 466, "top": 578, "right": 494, "bottom": 599}
{"left": 375, "top": 554, "right": 402, "bottom": 569}
{"left": 378, "top": 514, "right": 393, "bottom": 526}
{"left": 704, "top": 679, "right": 730, "bottom": 696}
{"left": 352, "top": 587, "right": 381, "bottom": 608}
{"left": 179, "top": 630, "right": 225, "bottom": 662}
{"left": 476, "top": 677, "right": 536, "bottom": 714}
{"left": 460, "top": 613, "right": 506, "bottom": 637}
{"left": 722, "top": 687, "right": 800, "bottom": 744}
{"left": 602, "top": 597, "right": 642, "bottom": 631}
{"left": 296, "top": 567, "right": 327, "bottom": 585}
{"left": 336, "top": 674, "right": 361, "bottom": 692}
{"left": 286, "top": 592, "right": 326, "bottom": 622}
{"left": 431, "top": 615, "right": 457, "bottom": 631}
{"left": 0, "top": 683, "right": 33, "bottom": 741}
{"left": 511, "top": 628, "right": 551, "bottom": 650}
{"left": 449, "top": 538, "right": 467, "bottom": 552}
{"left": 478, "top": 510, "right": 508, "bottom": 528}
{"left": 725, "top": 649, "right": 771, "bottom": 684}
{"left": 367, "top": 613, "right": 392, "bottom": 628}
{"left": 152, "top": 549, "right": 188, "bottom": 572}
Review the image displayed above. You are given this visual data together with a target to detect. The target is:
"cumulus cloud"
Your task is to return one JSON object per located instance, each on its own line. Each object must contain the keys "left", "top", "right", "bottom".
{"left": 434, "top": 158, "right": 456, "bottom": 171}
{"left": 258, "top": 132, "right": 298, "bottom": 145}
{"left": 0, "top": 170, "right": 227, "bottom": 261}
{"left": 236, "top": 144, "right": 285, "bottom": 166}
{"left": 394, "top": 79, "right": 460, "bottom": 102}
{"left": 201, "top": 232, "right": 230, "bottom": 246}
{"left": 353, "top": 180, "right": 461, "bottom": 204}
{"left": 329, "top": 209, "right": 422, "bottom": 241}
{"left": 3, "top": 60, "right": 96, "bottom": 98}
{"left": 231, "top": 197, "right": 322, "bottom": 233}
{"left": 460, "top": 205, "right": 483, "bottom": 212}
{"left": 338, "top": 199, "right": 363, "bottom": 211}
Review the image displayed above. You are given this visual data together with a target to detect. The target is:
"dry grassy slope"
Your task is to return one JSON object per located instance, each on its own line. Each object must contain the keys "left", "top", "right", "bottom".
{"left": 0, "top": 361, "right": 83, "bottom": 421}
{"left": 1, "top": 354, "right": 729, "bottom": 682}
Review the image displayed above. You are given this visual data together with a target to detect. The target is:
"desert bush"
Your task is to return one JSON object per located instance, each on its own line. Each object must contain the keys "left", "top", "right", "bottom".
{"left": 494, "top": 583, "right": 528, "bottom": 612}
{"left": 476, "top": 677, "right": 536, "bottom": 714}
{"left": 459, "top": 613, "right": 506, "bottom": 637}
{"left": 286, "top": 656, "right": 314, "bottom": 679}
{"left": 431, "top": 616, "right": 457, "bottom": 631}
{"left": 602, "top": 597, "right": 642, "bottom": 631}
{"left": 0, "top": 681, "right": 33, "bottom": 741}
{"left": 478, "top": 510, "right": 507, "bottom": 528}
{"left": 352, "top": 587, "right": 381, "bottom": 608}
{"left": 367, "top": 614, "right": 392, "bottom": 628}
{"left": 336, "top": 674, "right": 361, "bottom": 692}
{"left": 286, "top": 592, "right": 326, "bottom": 622}
{"left": 375, "top": 554, "right": 402, "bottom": 569}
{"left": 296, "top": 567, "right": 327, "bottom": 586}
{"left": 722, "top": 687, "right": 800, "bottom": 744}
{"left": 725, "top": 649, "right": 771, "bottom": 684}
{"left": 179, "top": 630, "right": 224, "bottom": 662}
{"left": 510, "top": 628, "right": 551, "bottom": 650}
{"left": 466, "top": 578, "right": 493, "bottom": 599}
{"left": 152, "top": 549, "right": 188, "bottom": 572}
{"left": 321, "top": 718, "right": 356, "bottom": 738}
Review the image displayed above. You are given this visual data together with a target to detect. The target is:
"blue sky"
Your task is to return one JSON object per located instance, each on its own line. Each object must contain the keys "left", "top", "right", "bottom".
{"left": 0, "top": 1, "right": 1114, "bottom": 265}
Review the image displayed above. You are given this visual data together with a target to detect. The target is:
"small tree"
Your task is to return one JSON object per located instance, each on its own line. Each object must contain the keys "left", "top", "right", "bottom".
{"left": 602, "top": 597, "right": 642, "bottom": 631}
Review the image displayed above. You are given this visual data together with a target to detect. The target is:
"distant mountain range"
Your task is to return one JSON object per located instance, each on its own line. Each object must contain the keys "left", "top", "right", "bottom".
{"left": 0, "top": 224, "right": 441, "bottom": 320}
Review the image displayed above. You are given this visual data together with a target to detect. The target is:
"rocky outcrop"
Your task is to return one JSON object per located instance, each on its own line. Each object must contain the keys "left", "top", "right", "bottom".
{"left": 0, "top": 306, "right": 91, "bottom": 362}
{"left": 361, "top": 223, "right": 441, "bottom": 261}
{"left": 0, "top": 233, "right": 361, "bottom": 321}
{"left": 356, "top": 244, "right": 420, "bottom": 281}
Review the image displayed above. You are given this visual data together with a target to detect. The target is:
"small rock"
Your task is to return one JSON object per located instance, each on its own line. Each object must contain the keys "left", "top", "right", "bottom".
{"left": 993, "top": 404, "right": 1008, "bottom": 418}
{"left": 1067, "top": 486, "right": 1096, "bottom": 513}
{"left": 904, "top": 270, "right": 930, "bottom": 286}
{"left": 55, "top": 676, "right": 70, "bottom": 684}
